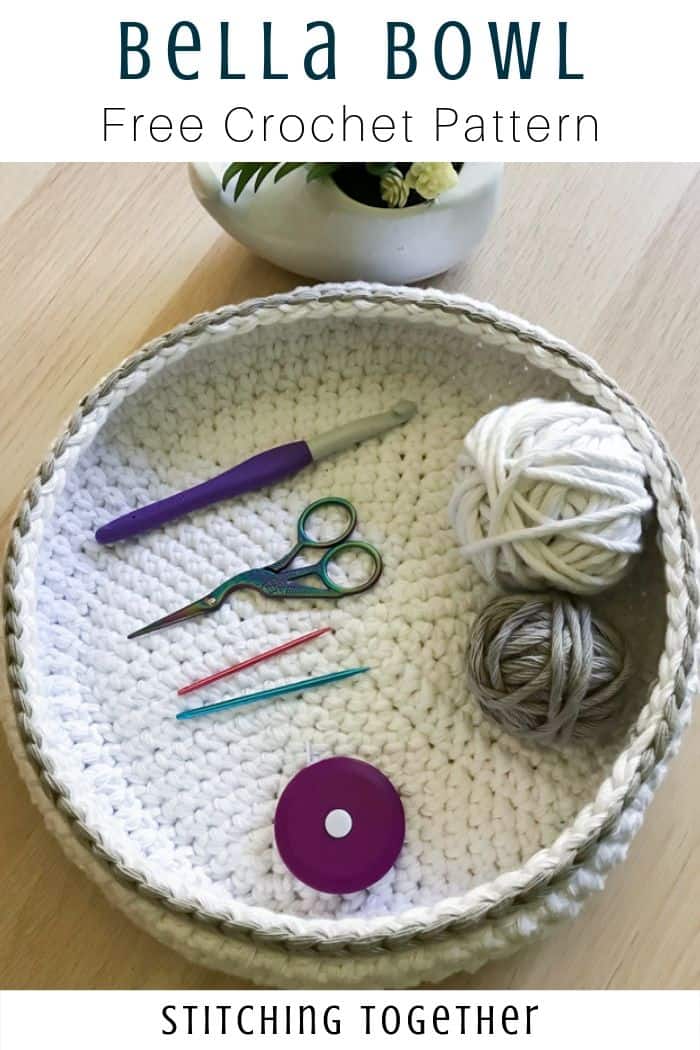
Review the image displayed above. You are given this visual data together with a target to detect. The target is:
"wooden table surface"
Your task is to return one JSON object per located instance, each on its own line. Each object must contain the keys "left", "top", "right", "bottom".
{"left": 1, "top": 163, "right": 698, "bottom": 990}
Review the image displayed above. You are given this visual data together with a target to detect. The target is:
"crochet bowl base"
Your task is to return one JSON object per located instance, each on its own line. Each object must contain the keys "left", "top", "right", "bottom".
{"left": 3, "top": 284, "right": 694, "bottom": 988}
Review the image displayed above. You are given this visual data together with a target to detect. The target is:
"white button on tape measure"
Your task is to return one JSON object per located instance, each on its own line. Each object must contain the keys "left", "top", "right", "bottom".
{"left": 324, "top": 808, "right": 353, "bottom": 839}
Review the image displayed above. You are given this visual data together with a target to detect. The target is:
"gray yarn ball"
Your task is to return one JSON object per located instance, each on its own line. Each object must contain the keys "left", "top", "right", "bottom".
{"left": 467, "top": 593, "right": 631, "bottom": 747}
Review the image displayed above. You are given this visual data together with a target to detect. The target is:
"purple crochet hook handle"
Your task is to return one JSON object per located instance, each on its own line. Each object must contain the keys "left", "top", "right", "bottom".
{"left": 95, "top": 441, "right": 312, "bottom": 544}
{"left": 95, "top": 401, "right": 417, "bottom": 544}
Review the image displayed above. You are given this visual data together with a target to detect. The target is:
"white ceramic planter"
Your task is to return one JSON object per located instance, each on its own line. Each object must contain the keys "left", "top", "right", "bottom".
{"left": 188, "top": 163, "right": 503, "bottom": 284}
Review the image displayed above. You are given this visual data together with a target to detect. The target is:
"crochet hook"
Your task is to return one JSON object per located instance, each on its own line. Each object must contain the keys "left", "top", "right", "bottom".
{"left": 176, "top": 666, "right": 370, "bottom": 720}
{"left": 95, "top": 400, "right": 416, "bottom": 543}
{"left": 177, "top": 626, "right": 332, "bottom": 696}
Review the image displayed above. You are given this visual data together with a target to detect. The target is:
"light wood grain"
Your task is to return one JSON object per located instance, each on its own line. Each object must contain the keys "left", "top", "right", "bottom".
{"left": 1, "top": 163, "right": 698, "bottom": 990}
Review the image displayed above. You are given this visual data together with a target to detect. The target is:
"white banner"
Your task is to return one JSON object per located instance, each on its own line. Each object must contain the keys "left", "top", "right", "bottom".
{"left": 1, "top": 2, "right": 700, "bottom": 160}
{"left": 0, "top": 991, "right": 698, "bottom": 1048}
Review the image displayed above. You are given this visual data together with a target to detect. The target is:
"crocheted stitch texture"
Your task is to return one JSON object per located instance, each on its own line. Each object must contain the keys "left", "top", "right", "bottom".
{"left": 3, "top": 284, "right": 696, "bottom": 987}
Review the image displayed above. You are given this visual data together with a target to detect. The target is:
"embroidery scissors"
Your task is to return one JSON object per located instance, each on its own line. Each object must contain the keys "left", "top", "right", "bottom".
{"left": 128, "top": 497, "right": 382, "bottom": 639}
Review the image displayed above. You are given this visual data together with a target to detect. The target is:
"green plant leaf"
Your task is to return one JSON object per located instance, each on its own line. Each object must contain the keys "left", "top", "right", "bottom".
{"left": 254, "top": 162, "right": 280, "bottom": 191}
{"left": 365, "top": 162, "right": 396, "bottom": 175}
{"left": 223, "top": 162, "right": 278, "bottom": 200}
{"left": 221, "top": 162, "right": 248, "bottom": 191}
{"left": 274, "top": 162, "right": 306, "bottom": 183}
{"left": 232, "top": 163, "right": 265, "bottom": 201}
{"left": 222, "top": 162, "right": 262, "bottom": 198}
{"left": 306, "top": 162, "right": 341, "bottom": 183}
{"left": 223, "top": 161, "right": 309, "bottom": 197}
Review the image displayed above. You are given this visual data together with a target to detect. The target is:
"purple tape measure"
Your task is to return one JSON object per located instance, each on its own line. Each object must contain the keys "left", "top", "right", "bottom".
{"left": 274, "top": 756, "right": 405, "bottom": 894}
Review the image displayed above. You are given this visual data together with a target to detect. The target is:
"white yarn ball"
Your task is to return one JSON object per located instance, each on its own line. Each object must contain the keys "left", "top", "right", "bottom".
{"left": 449, "top": 399, "right": 653, "bottom": 595}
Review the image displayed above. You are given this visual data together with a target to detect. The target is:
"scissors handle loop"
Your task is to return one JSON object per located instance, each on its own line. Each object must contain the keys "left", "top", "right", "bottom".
{"left": 126, "top": 496, "right": 381, "bottom": 637}
{"left": 297, "top": 496, "right": 357, "bottom": 547}
{"left": 317, "top": 540, "right": 383, "bottom": 596}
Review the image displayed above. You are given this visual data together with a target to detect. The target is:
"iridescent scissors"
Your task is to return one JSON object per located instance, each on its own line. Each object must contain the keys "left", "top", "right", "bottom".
{"left": 128, "top": 497, "right": 382, "bottom": 639}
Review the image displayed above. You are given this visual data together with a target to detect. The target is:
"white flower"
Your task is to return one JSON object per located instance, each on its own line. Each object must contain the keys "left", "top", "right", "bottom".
{"left": 380, "top": 167, "right": 409, "bottom": 208}
{"left": 405, "top": 162, "right": 459, "bottom": 201}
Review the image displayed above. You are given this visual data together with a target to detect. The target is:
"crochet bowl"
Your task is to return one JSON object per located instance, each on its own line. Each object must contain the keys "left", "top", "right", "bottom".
{"left": 3, "top": 284, "right": 697, "bottom": 988}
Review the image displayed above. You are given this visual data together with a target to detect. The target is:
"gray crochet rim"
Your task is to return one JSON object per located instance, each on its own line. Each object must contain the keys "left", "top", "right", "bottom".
{"left": 3, "top": 282, "right": 697, "bottom": 968}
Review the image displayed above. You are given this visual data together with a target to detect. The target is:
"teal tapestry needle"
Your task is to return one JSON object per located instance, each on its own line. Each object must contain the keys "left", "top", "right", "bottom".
{"left": 176, "top": 666, "right": 371, "bottom": 721}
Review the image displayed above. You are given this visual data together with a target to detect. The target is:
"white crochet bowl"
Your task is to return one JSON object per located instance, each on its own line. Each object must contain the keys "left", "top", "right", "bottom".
{"left": 3, "top": 284, "right": 698, "bottom": 988}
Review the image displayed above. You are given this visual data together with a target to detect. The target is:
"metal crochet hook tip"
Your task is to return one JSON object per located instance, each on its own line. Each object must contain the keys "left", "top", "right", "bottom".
{"left": 390, "top": 400, "right": 418, "bottom": 423}
{"left": 307, "top": 401, "right": 417, "bottom": 461}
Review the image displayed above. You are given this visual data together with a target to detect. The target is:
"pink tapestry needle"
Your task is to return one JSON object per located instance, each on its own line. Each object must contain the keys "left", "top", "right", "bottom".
{"left": 177, "top": 626, "right": 333, "bottom": 696}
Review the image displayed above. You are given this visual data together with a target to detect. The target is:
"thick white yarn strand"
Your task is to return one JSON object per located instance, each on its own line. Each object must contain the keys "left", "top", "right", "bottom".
{"left": 449, "top": 399, "right": 654, "bottom": 595}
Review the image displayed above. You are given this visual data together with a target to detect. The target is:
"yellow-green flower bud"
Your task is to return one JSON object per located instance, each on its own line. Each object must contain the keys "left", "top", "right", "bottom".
{"left": 405, "top": 162, "right": 459, "bottom": 200}
{"left": 380, "top": 167, "right": 410, "bottom": 208}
